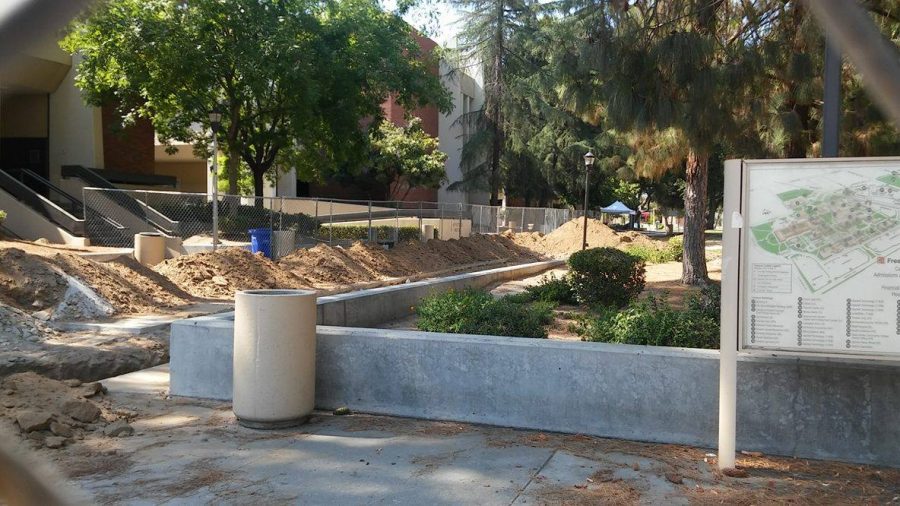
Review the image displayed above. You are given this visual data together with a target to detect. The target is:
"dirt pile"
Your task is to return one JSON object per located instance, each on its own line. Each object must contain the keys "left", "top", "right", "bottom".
{"left": 508, "top": 218, "right": 659, "bottom": 257}
{"left": 49, "top": 254, "right": 194, "bottom": 314}
{"left": 0, "top": 303, "right": 59, "bottom": 348}
{"left": 0, "top": 245, "right": 195, "bottom": 317}
{"left": 279, "top": 234, "right": 541, "bottom": 289}
{"left": 154, "top": 247, "right": 307, "bottom": 298}
{"left": 0, "top": 248, "right": 68, "bottom": 311}
{"left": 0, "top": 372, "right": 135, "bottom": 450}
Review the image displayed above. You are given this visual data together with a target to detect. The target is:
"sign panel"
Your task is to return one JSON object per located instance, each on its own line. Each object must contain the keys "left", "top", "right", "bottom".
{"left": 741, "top": 159, "right": 900, "bottom": 356}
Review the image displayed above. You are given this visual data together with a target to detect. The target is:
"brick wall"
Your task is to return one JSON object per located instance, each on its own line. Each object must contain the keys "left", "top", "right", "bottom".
{"left": 101, "top": 104, "right": 154, "bottom": 174}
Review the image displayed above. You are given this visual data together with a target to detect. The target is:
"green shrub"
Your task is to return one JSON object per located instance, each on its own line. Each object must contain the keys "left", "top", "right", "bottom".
{"left": 578, "top": 284, "right": 721, "bottom": 349}
{"left": 523, "top": 274, "right": 578, "bottom": 305}
{"left": 317, "top": 225, "right": 420, "bottom": 243}
{"left": 415, "top": 288, "right": 551, "bottom": 338}
{"left": 625, "top": 236, "right": 683, "bottom": 264}
{"left": 0, "top": 210, "right": 6, "bottom": 225}
{"left": 567, "top": 247, "right": 645, "bottom": 307}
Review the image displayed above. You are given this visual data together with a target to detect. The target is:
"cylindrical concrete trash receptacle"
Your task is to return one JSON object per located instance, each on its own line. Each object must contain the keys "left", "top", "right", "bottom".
{"left": 420, "top": 224, "right": 434, "bottom": 242}
{"left": 134, "top": 232, "right": 166, "bottom": 266}
{"left": 271, "top": 230, "right": 296, "bottom": 259}
{"left": 233, "top": 289, "right": 317, "bottom": 429}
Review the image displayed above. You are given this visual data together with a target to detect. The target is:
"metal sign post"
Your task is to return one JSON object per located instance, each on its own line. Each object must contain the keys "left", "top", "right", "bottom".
{"left": 717, "top": 159, "right": 742, "bottom": 470}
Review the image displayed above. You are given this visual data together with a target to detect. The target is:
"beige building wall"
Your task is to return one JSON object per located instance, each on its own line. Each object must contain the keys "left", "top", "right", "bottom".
{"left": 155, "top": 161, "right": 207, "bottom": 193}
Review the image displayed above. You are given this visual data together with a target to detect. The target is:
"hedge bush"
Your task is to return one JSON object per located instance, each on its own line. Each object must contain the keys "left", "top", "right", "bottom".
{"left": 567, "top": 247, "right": 645, "bottom": 307}
{"left": 523, "top": 274, "right": 578, "bottom": 305}
{"left": 625, "top": 235, "right": 683, "bottom": 264}
{"left": 578, "top": 284, "right": 721, "bottom": 349}
{"left": 415, "top": 288, "right": 552, "bottom": 338}
{"left": 317, "top": 225, "right": 420, "bottom": 243}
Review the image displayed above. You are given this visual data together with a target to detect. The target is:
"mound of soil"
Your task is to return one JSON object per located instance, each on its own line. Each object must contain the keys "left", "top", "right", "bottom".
{"left": 1, "top": 372, "right": 134, "bottom": 450}
{"left": 49, "top": 254, "right": 195, "bottom": 315}
{"left": 509, "top": 218, "right": 659, "bottom": 257}
{"left": 154, "top": 247, "right": 307, "bottom": 299}
{"left": 279, "top": 234, "right": 541, "bottom": 289}
{"left": 0, "top": 303, "right": 59, "bottom": 347}
{"left": 0, "top": 248, "right": 68, "bottom": 311}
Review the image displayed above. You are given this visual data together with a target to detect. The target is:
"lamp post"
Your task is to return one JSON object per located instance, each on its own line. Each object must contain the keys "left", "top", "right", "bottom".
{"left": 209, "top": 107, "right": 223, "bottom": 252}
{"left": 582, "top": 151, "right": 595, "bottom": 250}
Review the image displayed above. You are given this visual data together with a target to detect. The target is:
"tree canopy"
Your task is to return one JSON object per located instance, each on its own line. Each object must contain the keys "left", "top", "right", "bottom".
{"left": 62, "top": 0, "right": 452, "bottom": 196}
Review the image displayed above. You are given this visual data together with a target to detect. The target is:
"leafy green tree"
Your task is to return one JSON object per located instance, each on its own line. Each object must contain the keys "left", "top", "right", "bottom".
{"left": 369, "top": 118, "right": 448, "bottom": 200}
{"left": 62, "top": 0, "right": 451, "bottom": 197}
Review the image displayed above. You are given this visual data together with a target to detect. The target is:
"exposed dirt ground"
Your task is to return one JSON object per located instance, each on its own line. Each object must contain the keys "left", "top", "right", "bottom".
{"left": 9, "top": 372, "right": 894, "bottom": 505}
{"left": 508, "top": 218, "right": 661, "bottom": 257}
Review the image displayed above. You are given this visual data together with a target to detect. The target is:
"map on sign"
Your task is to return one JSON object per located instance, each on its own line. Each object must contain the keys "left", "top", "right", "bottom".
{"left": 742, "top": 160, "right": 900, "bottom": 356}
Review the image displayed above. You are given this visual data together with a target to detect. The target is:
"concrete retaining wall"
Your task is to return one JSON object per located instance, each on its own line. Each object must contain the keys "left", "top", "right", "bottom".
{"left": 174, "top": 322, "right": 900, "bottom": 467}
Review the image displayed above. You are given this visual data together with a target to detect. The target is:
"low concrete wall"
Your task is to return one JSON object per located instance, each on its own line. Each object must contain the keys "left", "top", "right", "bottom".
{"left": 174, "top": 322, "right": 900, "bottom": 467}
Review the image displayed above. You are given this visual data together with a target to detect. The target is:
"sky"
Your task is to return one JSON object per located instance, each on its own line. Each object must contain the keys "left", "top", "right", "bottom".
{"left": 382, "top": 0, "right": 465, "bottom": 48}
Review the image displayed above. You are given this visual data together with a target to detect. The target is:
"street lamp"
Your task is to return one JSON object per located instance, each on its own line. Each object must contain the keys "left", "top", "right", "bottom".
{"left": 582, "top": 151, "right": 595, "bottom": 250}
{"left": 209, "top": 106, "right": 223, "bottom": 252}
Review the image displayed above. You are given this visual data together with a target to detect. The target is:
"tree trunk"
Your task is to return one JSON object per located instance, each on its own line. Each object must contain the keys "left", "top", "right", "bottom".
{"left": 682, "top": 149, "right": 709, "bottom": 285}
{"left": 252, "top": 169, "right": 265, "bottom": 207}
{"left": 226, "top": 145, "right": 240, "bottom": 195}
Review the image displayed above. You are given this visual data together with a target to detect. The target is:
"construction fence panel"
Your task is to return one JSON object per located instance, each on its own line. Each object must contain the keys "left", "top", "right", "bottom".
{"left": 82, "top": 188, "right": 575, "bottom": 254}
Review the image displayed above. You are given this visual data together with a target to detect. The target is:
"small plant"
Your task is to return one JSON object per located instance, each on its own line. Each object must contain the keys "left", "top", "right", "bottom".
{"left": 415, "top": 288, "right": 551, "bottom": 338}
{"left": 625, "top": 235, "right": 683, "bottom": 264}
{"left": 578, "top": 284, "right": 721, "bottom": 349}
{"left": 523, "top": 274, "right": 578, "bottom": 305}
{"left": 0, "top": 210, "right": 6, "bottom": 226}
{"left": 567, "top": 247, "right": 646, "bottom": 307}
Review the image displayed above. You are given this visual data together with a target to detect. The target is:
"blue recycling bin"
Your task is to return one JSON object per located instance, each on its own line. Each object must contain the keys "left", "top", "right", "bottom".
{"left": 248, "top": 228, "right": 272, "bottom": 258}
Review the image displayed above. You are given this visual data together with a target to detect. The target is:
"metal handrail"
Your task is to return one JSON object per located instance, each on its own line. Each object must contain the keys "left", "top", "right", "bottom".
{"left": 4, "top": 168, "right": 84, "bottom": 217}
{"left": 0, "top": 170, "right": 85, "bottom": 235}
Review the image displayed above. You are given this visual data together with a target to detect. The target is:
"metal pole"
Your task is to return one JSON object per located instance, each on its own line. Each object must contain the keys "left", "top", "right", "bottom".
{"left": 822, "top": 37, "right": 841, "bottom": 158}
{"left": 211, "top": 137, "right": 219, "bottom": 252}
{"left": 368, "top": 201, "right": 373, "bottom": 244}
{"left": 717, "top": 159, "right": 743, "bottom": 471}
{"left": 459, "top": 203, "right": 463, "bottom": 238}
{"left": 804, "top": 0, "right": 900, "bottom": 128}
{"left": 418, "top": 201, "right": 423, "bottom": 238}
{"left": 395, "top": 201, "right": 400, "bottom": 244}
{"left": 329, "top": 200, "right": 333, "bottom": 245}
{"left": 582, "top": 166, "right": 589, "bottom": 250}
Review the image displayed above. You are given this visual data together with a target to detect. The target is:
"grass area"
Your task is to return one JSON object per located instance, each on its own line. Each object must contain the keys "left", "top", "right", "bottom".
{"left": 877, "top": 173, "right": 900, "bottom": 188}
{"left": 750, "top": 221, "right": 783, "bottom": 254}
{"left": 777, "top": 188, "right": 812, "bottom": 201}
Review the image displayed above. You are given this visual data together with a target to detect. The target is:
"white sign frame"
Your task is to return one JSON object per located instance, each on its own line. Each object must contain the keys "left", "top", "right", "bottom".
{"left": 718, "top": 157, "right": 900, "bottom": 470}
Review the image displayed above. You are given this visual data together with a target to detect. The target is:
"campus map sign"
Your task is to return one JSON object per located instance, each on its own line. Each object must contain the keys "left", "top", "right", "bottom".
{"left": 742, "top": 159, "right": 900, "bottom": 356}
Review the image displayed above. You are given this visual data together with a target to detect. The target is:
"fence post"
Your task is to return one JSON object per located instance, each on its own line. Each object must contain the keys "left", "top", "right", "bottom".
{"left": 329, "top": 200, "right": 333, "bottom": 245}
{"left": 394, "top": 201, "right": 400, "bottom": 244}
{"left": 368, "top": 201, "right": 373, "bottom": 244}
{"left": 478, "top": 205, "right": 483, "bottom": 235}
{"left": 143, "top": 190, "right": 150, "bottom": 228}
{"left": 458, "top": 203, "right": 463, "bottom": 238}
{"left": 418, "top": 201, "right": 423, "bottom": 238}
{"left": 521, "top": 207, "right": 526, "bottom": 233}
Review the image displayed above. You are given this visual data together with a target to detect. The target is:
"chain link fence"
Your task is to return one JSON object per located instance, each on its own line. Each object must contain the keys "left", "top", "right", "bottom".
{"left": 81, "top": 188, "right": 574, "bottom": 256}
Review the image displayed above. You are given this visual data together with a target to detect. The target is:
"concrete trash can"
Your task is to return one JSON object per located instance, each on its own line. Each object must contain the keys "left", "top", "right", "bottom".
{"left": 421, "top": 224, "right": 434, "bottom": 242}
{"left": 233, "top": 289, "right": 317, "bottom": 429}
{"left": 272, "top": 230, "right": 296, "bottom": 259}
{"left": 134, "top": 232, "right": 166, "bottom": 266}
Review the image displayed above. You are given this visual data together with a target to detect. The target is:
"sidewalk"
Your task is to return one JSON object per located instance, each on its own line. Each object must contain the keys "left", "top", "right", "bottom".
{"left": 46, "top": 366, "right": 898, "bottom": 504}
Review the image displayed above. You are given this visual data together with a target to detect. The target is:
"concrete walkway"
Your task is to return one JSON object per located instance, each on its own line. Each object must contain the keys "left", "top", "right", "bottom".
{"left": 46, "top": 366, "right": 899, "bottom": 504}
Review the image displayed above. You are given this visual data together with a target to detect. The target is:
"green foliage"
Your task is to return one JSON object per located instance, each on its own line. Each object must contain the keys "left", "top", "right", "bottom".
{"left": 625, "top": 236, "right": 684, "bottom": 264}
{"left": 415, "top": 289, "right": 552, "bottom": 338}
{"left": 316, "top": 225, "right": 420, "bottom": 243}
{"left": 522, "top": 274, "right": 578, "bottom": 305}
{"left": 567, "top": 247, "right": 646, "bottom": 307}
{"left": 0, "top": 210, "right": 6, "bottom": 225}
{"left": 579, "top": 285, "right": 721, "bottom": 350}
{"left": 369, "top": 118, "right": 448, "bottom": 200}
{"left": 62, "top": 0, "right": 451, "bottom": 196}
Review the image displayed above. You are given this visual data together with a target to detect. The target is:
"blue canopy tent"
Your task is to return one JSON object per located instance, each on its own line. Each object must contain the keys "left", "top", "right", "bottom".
{"left": 600, "top": 201, "right": 636, "bottom": 215}
{"left": 599, "top": 201, "right": 640, "bottom": 229}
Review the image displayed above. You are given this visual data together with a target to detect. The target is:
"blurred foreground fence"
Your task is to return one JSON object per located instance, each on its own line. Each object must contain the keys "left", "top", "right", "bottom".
{"left": 81, "top": 188, "right": 574, "bottom": 253}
